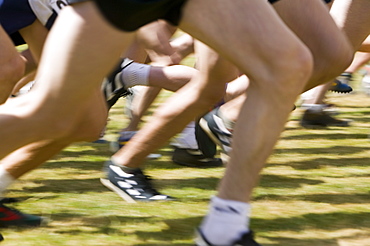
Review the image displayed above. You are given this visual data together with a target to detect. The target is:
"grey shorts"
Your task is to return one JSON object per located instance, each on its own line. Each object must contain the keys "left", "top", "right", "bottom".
{"left": 67, "top": 0, "right": 187, "bottom": 32}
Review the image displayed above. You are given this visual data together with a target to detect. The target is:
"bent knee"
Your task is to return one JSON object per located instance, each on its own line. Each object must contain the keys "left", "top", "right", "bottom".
{"left": 0, "top": 54, "right": 25, "bottom": 85}
{"left": 308, "top": 41, "right": 354, "bottom": 89}
{"left": 64, "top": 112, "right": 108, "bottom": 142}
{"left": 36, "top": 108, "right": 107, "bottom": 143}
{"left": 258, "top": 44, "right": 313, "bottom": 98}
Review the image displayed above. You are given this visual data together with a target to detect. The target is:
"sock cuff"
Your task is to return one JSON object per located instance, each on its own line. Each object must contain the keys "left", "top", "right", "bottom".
{"left": 0, "top": 166, "right": 15, "bottom": 198}
{"left": 109, "top": 158, "right": 140, "bottom": 174}
{"left": 121, "top": 62, "right": 151, "bottom": 88}
{"left": 211, "top": 196, "right": 251, "bottom": 217}
{"left": 301, "top": 104, "right": 325, "bottom": 112}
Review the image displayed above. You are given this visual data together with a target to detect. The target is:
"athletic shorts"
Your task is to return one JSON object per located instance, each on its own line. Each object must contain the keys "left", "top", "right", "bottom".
{"left": 269, "top": 0, "right": 332, "bottom": 4}
{"left": 28, "top": 0, "right": 69, "bottom": 29}
{"left": 0, "top": 0, "right": 37, "bottom": 35}
{"left": 0, "top": 0, "right": 69, "bottom": 44}
{"left": 10, "top": 32, "right": 26, "bottom": 46}
{"left": 67, "top": 0, "right": 187, "bottom": 32}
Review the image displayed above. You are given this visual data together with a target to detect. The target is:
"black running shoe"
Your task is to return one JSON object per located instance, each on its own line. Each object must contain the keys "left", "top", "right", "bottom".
{"left": 0, "top": 233, "right": 3, "bottom": 241}
{"left": 300, "top": 109, "right": 351, "bottom": 128}
{"left": 172, "top": 147, "right": 223, "bottom": 168}
{"left": 103, "top": 58, "right": 134, "bottom": 109}
{"left": 195, "top": 229, "right": 262, "bottom": 246}
{"left": 195, "top": 108, "right": 232, "bottom": 158}
{"left": 329, "top": 80, "right": 352, "bottom": 93}
{"left": 329, "top": 73, "right": 353, "bottom": 93}
{"left": 0, "top": 203, "right": 45, "bottom": 227}
{"left": 101, "top": 160, "right": 175, "bottom": 202}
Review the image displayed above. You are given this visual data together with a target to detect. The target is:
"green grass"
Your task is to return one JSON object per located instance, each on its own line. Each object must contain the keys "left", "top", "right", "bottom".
{"left": 3, "top": 82, "right": 370, "bottom": 245}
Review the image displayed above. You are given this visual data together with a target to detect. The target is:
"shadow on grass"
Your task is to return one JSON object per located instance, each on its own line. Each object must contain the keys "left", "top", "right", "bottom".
{"left": 254, "top": 193, "right": 370, "bottom": 204}
{"left": 40, "top": 160, "right": 105, "bottom": 171}
{"left": 268, "top": 157, "right": 370, "bottom": 171}
{"left": 252, "top": 211, "right": 370, "bottom": 232}
{"left": 274, "top": 145, "right": 368, "bottom": 155}
{"left": 8, "top": 211, "right": 369, "bottom": 245}
{"left": 259, "top": 174, "right": 323, "bottom": 189}
{"left": 281, "top": 132, "right": 369, "bottom": 141}
{"left": 50, "top": 211, "right": 368, "bottom": 246}
{"left": 19, "top": 178, "right": 108, "bottom": 193}
{"left": 17, "top": 176, "right": 220, "bottom": 194}
{"left": 261, "top": 236, "right": 339, "bottom": 246}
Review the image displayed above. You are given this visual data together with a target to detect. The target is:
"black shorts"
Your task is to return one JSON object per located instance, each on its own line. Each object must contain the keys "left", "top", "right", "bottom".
{"left": 270, "top": 0, "right": 332, "bottom": 4}
{"left": 67, "top": 0, "right": 187, "bottom": 32}
{"left": 0, "top": 0, "right": 37, "bottom": 35}
{"left": 10, "top": 31, "right": 26, "bottom": 46}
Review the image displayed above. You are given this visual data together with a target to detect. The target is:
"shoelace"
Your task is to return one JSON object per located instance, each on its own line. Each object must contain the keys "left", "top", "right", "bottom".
{"left": 130, "top": 172, "right": 161, "bottom": 195}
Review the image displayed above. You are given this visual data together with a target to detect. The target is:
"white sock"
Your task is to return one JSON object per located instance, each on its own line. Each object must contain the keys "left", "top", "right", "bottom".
{"left": 0, "top": 166, "right": 15, "bottom": 199}
{"left": 301, "top": 104, "right": 325, "bottom": 112}
{"left": 120, "top": 62, "right": 151, "bottom": 88}
{"left": 200, "top": 196, "right": 251, "bottom": 245}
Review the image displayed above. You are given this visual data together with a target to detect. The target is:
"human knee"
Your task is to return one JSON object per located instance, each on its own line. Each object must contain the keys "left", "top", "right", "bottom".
{"left": 0, "top": 53, "right": 25, "bottom": 85}
{"left": 259, "top": 44, "right": 313, "bottom": 98}
{"left": 61, "top": 107, "right": 108, "bottom": 142}
{"left": 31, "top": 104, "right": 106, "bottom": 143}
{"left": 307, "top": 44, "right": 353, "bottom": 89}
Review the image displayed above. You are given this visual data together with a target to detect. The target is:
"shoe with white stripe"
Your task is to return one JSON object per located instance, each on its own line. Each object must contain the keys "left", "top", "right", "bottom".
{"left": 102, "top": 58, "right": 133, "bottom": 109}
{"left": 196, "top": 108, "right": 232, "bottom": 159}
{"left": 100, "top": 160, "right": 175, "bottom": 202}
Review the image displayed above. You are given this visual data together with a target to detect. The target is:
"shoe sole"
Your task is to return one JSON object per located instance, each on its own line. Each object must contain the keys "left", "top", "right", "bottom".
{"left": 300, "top": 123, "right": 350, "bottom": 129}
{"left": 172, "top": 157, "right": 223, "bottom": 168}
{"left": 100, "top": 178, "right": 137, "bottom": 203}
{"left": 330, "top": 90, "right": 352, "bottom": 94}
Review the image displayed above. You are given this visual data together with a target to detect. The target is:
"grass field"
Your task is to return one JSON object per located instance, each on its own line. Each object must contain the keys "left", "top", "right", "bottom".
{"left": 2, "top": 78, "right": 370, "bottom": 245}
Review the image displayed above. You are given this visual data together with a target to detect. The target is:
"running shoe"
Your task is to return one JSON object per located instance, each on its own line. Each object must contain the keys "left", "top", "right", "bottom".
{"left": 100, "top": 160, "right": 175, "bottom": 202}
{"left": 103, "top": 58, "right": 134, "bottom": 109}
{"left": 172, "top": 147, "right": 223, "bottom": 168}
{"left": 329, "top": 80, "right": 352, "bottom": 93}
{"left": 195, "top": 108, "right": 232, "bottom": 158}
{"left": 300, "top": 109, "right": 351, "bottom": 128}
{"left": 0, "top": 203, "right": 45, "bottom": 227}
{"left": 195, "top": 229, "right": 261, "bottom": 246}
{"left": 329, "top": 73, "right": 353, "bottom": 93}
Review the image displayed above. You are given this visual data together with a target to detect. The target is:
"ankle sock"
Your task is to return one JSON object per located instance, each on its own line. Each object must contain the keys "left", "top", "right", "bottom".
{"left": 121, "top": 62, "right": 151, "bottom": 88}
{"left": 200, "top": 196, "right": 251, "bottom": 245}
{"left": 110, "top": 158, "right": 139, "bottom": 174}
{"left": 0, "top": 166, "right": 15, "bottom": 199}
{"left": 301, "top": 104, "right": 325, "bottom": 112}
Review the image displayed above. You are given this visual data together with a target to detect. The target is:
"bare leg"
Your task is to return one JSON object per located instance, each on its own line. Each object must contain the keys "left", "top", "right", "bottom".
{"left": 0, "top": 2, "right": 134, "bottom": 159}
{"left": 121, "top": 21, "right": 189, "bottom": 133}
{"left": 112, "top": 0, "right": 313, "bottom": 171}
{"left": 345, "top": 51, "right": 370, "bottom": 73}
{"left": 358, "top": 35, "right": 370, "bottom": 52}
{"left": 299, "top": 0, "right": 370, "bottom": 128}
{"left": 123, "top": 87, "right": 161, "bottom": 132}
{"left": 1, "top": 87, "right": 107, "bottom": 180}
{"left": 2, "top": 141, "right": 69, "bottom": 179}
{"left": 0, "top": 26, "right": 25, "bottom": 104}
